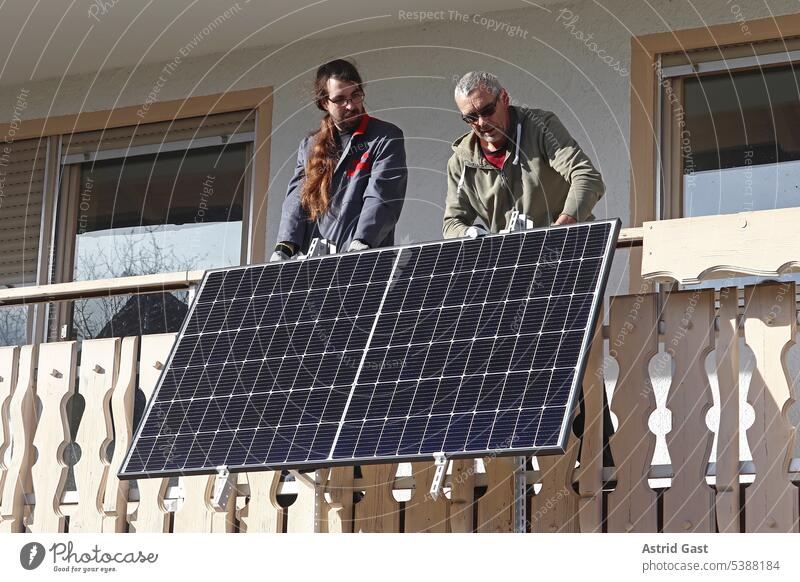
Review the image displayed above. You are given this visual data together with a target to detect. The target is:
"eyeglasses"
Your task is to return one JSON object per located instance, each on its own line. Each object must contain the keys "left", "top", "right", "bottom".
{"left": 461, "top": 95, "right": 500, "bottom": 124}
{"left": 327, "top": 91, "right": 365, "bottom": 107}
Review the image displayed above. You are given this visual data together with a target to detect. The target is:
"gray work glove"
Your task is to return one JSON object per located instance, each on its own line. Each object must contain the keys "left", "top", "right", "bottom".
{"left": 269, "top": 250, "right": 290, "bottom": 262}
{"left": 465, "top": 224, "right": 489, "bottom": 238}
{"left": 347, "top": 239, "right": 370, "bottom": 252}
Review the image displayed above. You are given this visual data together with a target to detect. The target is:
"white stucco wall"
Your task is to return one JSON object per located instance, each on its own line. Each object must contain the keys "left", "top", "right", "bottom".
{"left": 2, "top": 0, "right": 798, "bottom": 296}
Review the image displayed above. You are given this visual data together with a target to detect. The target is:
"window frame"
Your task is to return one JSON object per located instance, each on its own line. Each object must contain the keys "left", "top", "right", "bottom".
{"left": 630, "top": 14, "right": 800, "bottom": 294}
{"left": 0, "top": 87, "right": 274, "bottom": 343}
{"left": 55, "top": 133, "right": 255, "bottom": 284}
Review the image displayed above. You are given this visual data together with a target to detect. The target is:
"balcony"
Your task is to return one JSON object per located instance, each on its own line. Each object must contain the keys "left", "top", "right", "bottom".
{"left": 1, "top": 208, "right": 798, "bottom": 533}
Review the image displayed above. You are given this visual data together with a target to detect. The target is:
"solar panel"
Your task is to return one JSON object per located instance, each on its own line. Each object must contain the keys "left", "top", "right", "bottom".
{"left": 119, "top": 219, "right": 619, "bottom": 479}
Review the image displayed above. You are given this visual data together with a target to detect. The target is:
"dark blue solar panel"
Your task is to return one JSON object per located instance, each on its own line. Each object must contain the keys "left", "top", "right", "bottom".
{"left": 328, "top": 221, "right": 618, "bottom": 463}
{"left": 119, "top": 220, "right": 618, "bottom": 479}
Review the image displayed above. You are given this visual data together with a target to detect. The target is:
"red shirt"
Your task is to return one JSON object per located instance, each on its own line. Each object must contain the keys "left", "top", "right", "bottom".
{"left": 482, "top": 147, "right": 506, "bottom": 169}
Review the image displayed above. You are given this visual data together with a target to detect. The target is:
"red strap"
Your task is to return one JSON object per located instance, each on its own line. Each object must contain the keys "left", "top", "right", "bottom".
{"left": 352, "top": 114, "right": 370, "bottom": 136}
{"left": 346, "top": 151, "right": 371, "bottom": 177}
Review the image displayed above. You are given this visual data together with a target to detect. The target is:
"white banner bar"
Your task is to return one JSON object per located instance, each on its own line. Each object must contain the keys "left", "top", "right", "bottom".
{"left": 2, "top": 533, "right": 798, "bottom": 581}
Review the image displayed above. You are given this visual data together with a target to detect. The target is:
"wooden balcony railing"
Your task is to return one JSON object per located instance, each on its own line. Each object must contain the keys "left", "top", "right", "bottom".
{"left": 1, "top": 209, "right": 798, "bottom": 533}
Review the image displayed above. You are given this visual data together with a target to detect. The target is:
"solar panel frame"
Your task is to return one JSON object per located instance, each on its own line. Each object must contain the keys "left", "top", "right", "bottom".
{"left": 119, "top": 219, "right": 619, "bottom": 479}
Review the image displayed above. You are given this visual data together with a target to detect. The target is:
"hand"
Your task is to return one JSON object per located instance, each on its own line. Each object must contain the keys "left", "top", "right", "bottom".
{"left": 465, "top": 224, "right": 489, "bottom": 238}
{"left": 271, "top": 241, "right": 298, "bottom": 262}
{"left": 553, "top": 213, "right": 577, "bottom": 226}
{"left": 347, "top": 239, "right": 370, "bottom": 252}
{"left": 269, "top": 250, "right": 290, "bottom": 262}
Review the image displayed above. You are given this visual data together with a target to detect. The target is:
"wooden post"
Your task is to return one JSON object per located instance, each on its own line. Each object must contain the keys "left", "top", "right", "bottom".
{"left": 577, "top": 320, "right": 606, "bottom": 532}
{"left": 287, "top": 470, "right": 325, "bottom": 533}
{"left": 476, "top": 456, "right": 515, "bottom": 532}
{"left": 237, "top": 471, "right": 283, "bottom": 533}
{"left": 607, "top": 294, "right": 659, "bottom": 532}
{"left": 0, "top": 345, "right": 36, "bottom": 533}
{"left": 404, "top": 462, "right": 448, "bottom": 532}
{"left": 29, "top": 342, "right": 77, "bottom": 533}
{"left": 325, "top": 466, "right": 354, "bottom": 533}
{"left": 662, "top": 290, "right": 716, "bottom": 533}
{"left": 354, "top": 464, "right": 400, "bottom": 532}
{"left": 70, "top": 338, "right": 121, "bottom": 533}
{"left": 533, "top": 433, "right": 580, "bottom": 532}
{"left": 101, "top": 336, "right": 138, "bottom": 532}
{"left": 130, "top": 333, "right": 175, "bottom": 533}
{"left": 0, "top": 346, "right": 19, "bottom": 527}
{"left": 172, "top": 474, "right": 236, "bottom": 533}
{"left": 743, "top": 282, "right": 798, "bottom": 532}
{"left": 448, "top": 459, "right": 475, "bottom": 532}
{"left": 714, "top": 287, "right": 741, "bottom": 532}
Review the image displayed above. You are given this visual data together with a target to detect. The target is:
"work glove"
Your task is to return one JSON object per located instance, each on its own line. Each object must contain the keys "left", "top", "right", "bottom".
{"left": 465, "top": 224, "right": 489, "bottom": 238}
{"left": 269, "top": 250, "right": 290, "bottom": 262}
{"left": 270, "top": 241, "right": 298, "bottom": 262}
{"left": 347, "top": 239, "right": 370, "bottom": 252}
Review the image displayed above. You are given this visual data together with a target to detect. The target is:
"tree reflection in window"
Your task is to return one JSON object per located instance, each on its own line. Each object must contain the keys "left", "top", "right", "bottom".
{"left": 67, "top": 143, "right": 247, "bottom": 340}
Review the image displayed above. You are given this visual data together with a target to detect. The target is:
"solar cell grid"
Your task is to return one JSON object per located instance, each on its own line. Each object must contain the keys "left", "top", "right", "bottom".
{"left": 119, "top": 220, "right": 618, "bottom": 479}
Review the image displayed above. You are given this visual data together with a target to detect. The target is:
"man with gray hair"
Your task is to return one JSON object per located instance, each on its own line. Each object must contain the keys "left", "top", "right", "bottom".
{"left": 444, "top": 72, "right": 612, "bottom": 464}
{"left": 443, "top": 71, "right": 605, "bottom": 237}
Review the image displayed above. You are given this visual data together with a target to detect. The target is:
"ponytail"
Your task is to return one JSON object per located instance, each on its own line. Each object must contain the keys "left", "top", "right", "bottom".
{"left": 300, "top": 114, "right": 338, "bottom": 220}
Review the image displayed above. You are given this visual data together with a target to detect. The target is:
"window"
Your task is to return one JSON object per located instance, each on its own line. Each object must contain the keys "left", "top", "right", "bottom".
{"left": 0, "top": 88, "right": 272, "bottom": 346}
{"left": 657, "top": 40, "right": 800, "bottom": 291}
{"left": 72, "top": 144, "right": 246, "bottom": 283}
{"left": 50, "top": 110, "right": 256, "bottom": 341}
{"left": 658, "top": 40, "right": 800, "bottom": 219}
{"left": 682, "top": 66, "right": 800, "bottom": 217}
{"left": 628, "top": 21, "right": 800, "bottom": 294}
{"left": 0, "top": 137, "right": 47, "bottom": 346}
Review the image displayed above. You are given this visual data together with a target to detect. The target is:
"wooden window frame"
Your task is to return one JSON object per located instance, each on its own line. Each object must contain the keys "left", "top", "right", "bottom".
{"left": 629, "top": 14, "right": 800, "bottom": 293}
{"left": 0, "top": 87, "right": 274, "bottom": 342}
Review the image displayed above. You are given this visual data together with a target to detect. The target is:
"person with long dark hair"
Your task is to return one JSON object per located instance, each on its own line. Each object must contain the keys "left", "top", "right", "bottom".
{"left": 271, "top": 60, "right": 407, "bottom": 260}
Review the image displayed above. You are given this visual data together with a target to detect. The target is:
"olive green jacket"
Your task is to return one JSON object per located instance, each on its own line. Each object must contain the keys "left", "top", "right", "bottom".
{"left": 442, "top": 106, "right": 605, "bottom": 238}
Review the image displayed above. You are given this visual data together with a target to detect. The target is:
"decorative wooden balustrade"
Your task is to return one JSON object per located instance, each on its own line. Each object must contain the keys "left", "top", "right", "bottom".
{"left": 0, "top": 209, "right": 798, "bottom": 533}
{"left": 0, "top": 281, "right": 798, "bottom": 533}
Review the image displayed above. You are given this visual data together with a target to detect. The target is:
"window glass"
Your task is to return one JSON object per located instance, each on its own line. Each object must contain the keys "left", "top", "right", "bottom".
{"left": 683, "top": 64, "right": 800, "bottom": 216}
{"left": 67, "top": 143, "right": 247, "bottom": 340}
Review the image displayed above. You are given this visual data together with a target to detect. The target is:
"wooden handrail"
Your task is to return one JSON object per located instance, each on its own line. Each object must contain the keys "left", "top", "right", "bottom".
{"left": 642, "top": 207, "right": 800, "bottom": 283}
{"left": 0, "top": 227, "right": 644, "bottom": 308}
{"left": 0, "top": 270, "right": 206, "bottom": 307}
{"left": 616, "top": 226, "right": 643, "bottom": 247}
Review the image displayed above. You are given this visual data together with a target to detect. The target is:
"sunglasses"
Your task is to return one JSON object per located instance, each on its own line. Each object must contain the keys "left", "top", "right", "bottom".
{"left": 327, "top": 91, "right": 365, "bottom": 107}
{"left": 461, "top": 94, "right": 500, "bottom": 124}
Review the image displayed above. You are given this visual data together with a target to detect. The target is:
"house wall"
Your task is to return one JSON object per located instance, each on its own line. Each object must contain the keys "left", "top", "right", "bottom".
{"left": 0, "top": 0, "right": 797, "bottom": 294}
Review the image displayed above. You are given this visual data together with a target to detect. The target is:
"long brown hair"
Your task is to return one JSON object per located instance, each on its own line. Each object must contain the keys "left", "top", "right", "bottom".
{"left": 300, "top": 59, "right": 364, "bottom": 220}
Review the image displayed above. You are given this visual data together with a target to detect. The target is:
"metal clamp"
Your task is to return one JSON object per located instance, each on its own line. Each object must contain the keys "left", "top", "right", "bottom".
{"left": 289, "top": 469, "right": 317, "bottom": 488}
{"left": 501, "top": 210, "right": 533, "bottom": 233}
{"left": 429, "top": 452, "right": 449, "bottom": 501}
{"left": 305, "top": 238, "right": 337, "bottom": 258}
{"left": 211, "top": 465, "right": 235, "bottom": 510}
{"left": 513, "top": 456, "right": 527, "bottom": 533}
{"left": 290, "top": 469, "right": 326, "bottom": 532}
